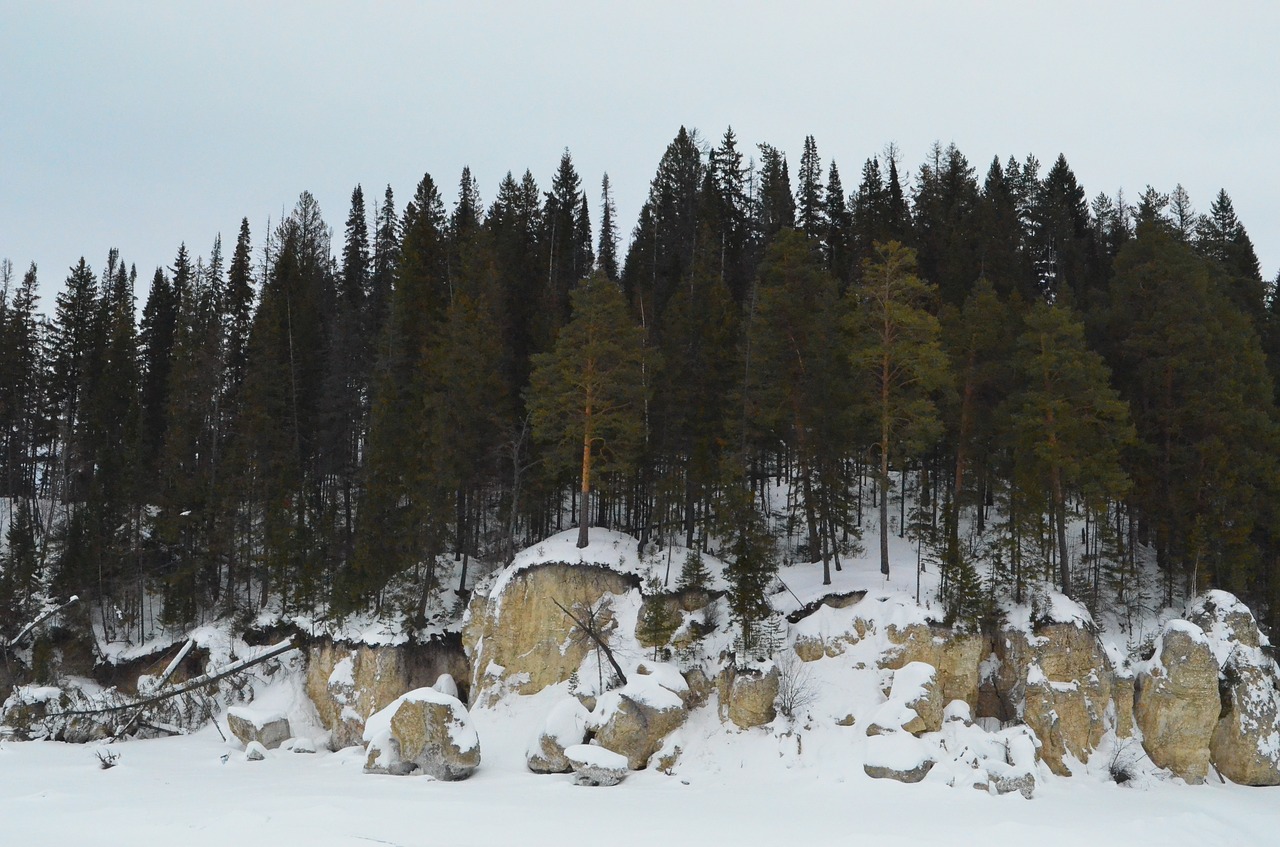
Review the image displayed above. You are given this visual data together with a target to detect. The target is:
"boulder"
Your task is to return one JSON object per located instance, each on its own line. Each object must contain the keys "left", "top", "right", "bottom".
{"left": 895, "top": 662, "right": 943, "bottom": 735}
{"left": 592, "top": 677, "right": 688, "bottom": 770}
{"left": 244, "top": 741, "right": 267, "bottom": 761}
{"left": 1134, "top": 620, "right": 1220, "bottom": 784}
{"left": 716, "top": 665, "right": 780, "bottom": 729}
{"left": 1189, "top": 591, "right": 1280, "bottom": 786}
{"left": 226, "top": 707, "right": 291, "bottom": 750}
{"left": 527, "top": 698, "right": 591, "bottom": 774}
{"left": 863, "top": 733, "right": 936, "bottom": 783}
{"left": 363, "top": 688, "right": 480, "bottom": 780}
{"left": 463, "top": 562, "right": 639, "bottom": 705}
{"left": 565, "top": 744, "right": 629, "bottom": 786}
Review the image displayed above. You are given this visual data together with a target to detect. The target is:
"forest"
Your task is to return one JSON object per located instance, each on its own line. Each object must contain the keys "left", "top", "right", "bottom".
{"left": 1, "top": 126, "right": 1277, "bottom": 645}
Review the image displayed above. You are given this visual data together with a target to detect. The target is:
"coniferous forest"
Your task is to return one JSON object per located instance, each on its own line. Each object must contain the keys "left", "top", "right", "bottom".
{"left": 3, "top": 127, "right": 1279, "bottom": 642}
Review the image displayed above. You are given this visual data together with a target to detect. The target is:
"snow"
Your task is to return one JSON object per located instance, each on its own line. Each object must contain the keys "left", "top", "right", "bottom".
{"left": 531, "top": 697, "right": 591, "bottom": 754}
{"left": 564, "top": 743, "right": 628, "bottom": 769}
{"left": 225, "top": 706, "right": 287, "bottom": 729}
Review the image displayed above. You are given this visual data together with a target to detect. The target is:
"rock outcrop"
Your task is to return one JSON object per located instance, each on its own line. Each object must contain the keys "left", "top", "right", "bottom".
{"left": 991, "top": 620, "right": 1114, "bottom": 775}
{"left": 463, "top": 563, "right": 640, "bottom": 706}
{"left": 226, "top": 707, "right": 291, "bottom": 750}
{"left": 1188, "top": 591, "right": 1280, "bottom": 786}
{"left": 1134, "top": 620, "right": 1220, "bottom": 784}
{"left": 306, "top": 638, "right": 467, "bottom": 750}
{"left": 363, "top": 688, "right": 480, "bottom": 780}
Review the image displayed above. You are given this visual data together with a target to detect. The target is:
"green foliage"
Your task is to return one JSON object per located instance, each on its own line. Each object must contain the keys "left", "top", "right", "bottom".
{"left": 528, "top": 271, "right": 651, "bottom": 548}
{"left": 677, "top": 550, "right": 711, "bottom": 591}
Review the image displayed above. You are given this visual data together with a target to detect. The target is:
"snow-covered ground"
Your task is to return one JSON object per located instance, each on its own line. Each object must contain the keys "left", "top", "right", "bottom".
{"left": 3, "top": 724, "right": 1276, "bottom": 847}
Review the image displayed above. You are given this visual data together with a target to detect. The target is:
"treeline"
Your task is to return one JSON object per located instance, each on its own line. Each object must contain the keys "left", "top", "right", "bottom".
{"left": 1, "top": 127, "right": 1278, "bottom": 641}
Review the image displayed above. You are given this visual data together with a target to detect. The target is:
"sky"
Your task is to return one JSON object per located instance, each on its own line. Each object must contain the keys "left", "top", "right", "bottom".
{"left": 2, "top": 1, "right": 1278, "bottom": 304}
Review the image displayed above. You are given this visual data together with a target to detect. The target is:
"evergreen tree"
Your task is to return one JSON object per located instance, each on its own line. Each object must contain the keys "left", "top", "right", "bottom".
{"left": 529, "top": 272, "right": 650, "bottom": 548}
{"left": 796, "top": 135, "right": 825, "bottom": 241}
{"left": 1007, "top": 301, "right": 1132, "bottom": 597}
{"left": 848, "top": 242, "right": 950, "bottom": 578}
{"left": 597, "top": 173, "right": 620, "bottom": 281}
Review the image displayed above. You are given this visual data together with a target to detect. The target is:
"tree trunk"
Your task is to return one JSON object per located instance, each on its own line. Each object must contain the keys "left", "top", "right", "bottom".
{"left": 1051, "top": 464, "right": 1070, "bottom": 597}
{"left": 578, "top": 413, "right": 592, "bottom": 549}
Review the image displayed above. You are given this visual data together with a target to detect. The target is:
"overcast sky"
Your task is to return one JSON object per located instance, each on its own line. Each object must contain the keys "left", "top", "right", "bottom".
{"left": 3, "top": 1, "right": 1277, "bottom": 304}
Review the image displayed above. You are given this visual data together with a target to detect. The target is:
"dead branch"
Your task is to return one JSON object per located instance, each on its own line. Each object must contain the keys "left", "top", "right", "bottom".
{"left": 552, "top": 598, "right": 627, "bottom": 686}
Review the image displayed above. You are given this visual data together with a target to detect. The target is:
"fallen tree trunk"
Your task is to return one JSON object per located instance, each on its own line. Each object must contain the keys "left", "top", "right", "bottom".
{"left": 4, "top": 596, "right": 79, "bottom": 649}
{"left": 47, "top": 637, "right": 296, "bottom": 720}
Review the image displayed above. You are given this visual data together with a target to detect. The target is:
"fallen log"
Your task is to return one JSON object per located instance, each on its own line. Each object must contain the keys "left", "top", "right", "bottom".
{"left": 45, "top": 637, "right": 297, "bottom": 720}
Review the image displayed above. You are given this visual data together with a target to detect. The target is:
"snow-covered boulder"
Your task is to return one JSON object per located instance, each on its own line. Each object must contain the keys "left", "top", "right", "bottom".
{"left": 363, "top": 688, "right": 480, "bottom": 780}
{"left": 565, "top": 744, "right": 629, "bottom": 786}
{"left": 226, "top": 707, "right": 291, "bottom": 750}
{"left": 1188, "top": 591, "right": 1280, "bottom": 785}
{"left": 863, "top": 732, "right": 936, "bottom": 783}
{"left": 462, "top": 531, "right": 644, "bottom": 706}
{"left": 1134, "top": 620, "right": 1220, "bottom": 784}
{"left": 592, "top": 670, "right": 688, "bottom": 769}
{"left": 244, "top": 741, "right": 267, "bottom": 761}
{"left": 527, "top": 698, "right": 591, "bottom": 774}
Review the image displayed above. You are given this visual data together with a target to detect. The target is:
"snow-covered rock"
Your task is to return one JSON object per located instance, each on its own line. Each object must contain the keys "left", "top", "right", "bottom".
{"left": 463, "top": 530, "right": 644, "bottom": 706}
{"left": 244, "top": 741, "right": 267, "bottom": 761}
{"left": 363, "top": 687, "right": 480, "bottom": 780}
{"left": 565, "top": 744, "right": 629, "bottom": 786}
{"left": 591, "top": 671, "right": 688, "bottom": 769}
{"left": 1187, "top": 591, "right": 1280, "bottom": 785}
{"left": 527, "top": 698, "right": 591, "bottom": 774}
{"left": 1134, "top": 620, "right": 1220, "bottom": 784}
{"left": 863, "top": 732, "right": 936, "bottom": 783}
{"left": 226, "top": 707, "right": 291, "bottom": 750}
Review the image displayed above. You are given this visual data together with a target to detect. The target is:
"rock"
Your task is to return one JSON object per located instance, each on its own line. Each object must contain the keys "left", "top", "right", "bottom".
{"left": 283, "top": 736, "right": 317, "bottom": 753}
{"left": 1111, "top": 671, "right": 1135, "bottom": 738}
{"left": 226, "top": 707, "right": 291, "bottom": 750}
{"left": 592, "top": 682, "right": 688, "bottom": 770}
{"left": 990, "top": 769, "right": 1036, "bottom": 798}
{"left": 992, "top": 620, "right": 1114, "bottom": 775}
{"left": 1134, "top": 620, "right": 1220, "bottom": 784}
{"left": 463, "top": 562, "right": 640, "bottom": 705}
{"left": 305, "top": 639, "right": 467, "bottom": 750}
{"left": 244, "top": 741, "right": 267, "bottom": 761}
{"left": 363, "top": 688, "right": 480, "bottom": 780}
{"left": 896, "top": 662, "right": 943, "bottom": 735}
{"left": 881, "top": 624, "right": 986, "bottom": 711}
{"left": 1189, "top": 591, "right": 1280, "bottom": 786}
{"left": 681, "top": 668, "right": 713, "bottom": 709}
{"left": 793, "top": 637, "right": 827, "bottom": 663}
{"left": 863, "top": 733, "right": 936, "bottom": 783}
{"left": 835, "top": 713, "right": 857, "bottom": 727}
{"left": 565, "top": 744, "right": 629, "bottom": 786}
{"left": 527, "top": 698, "right": 591, "bottom": 774}
{"left": 717, "top": 666, "right": 779, "bottom": 729}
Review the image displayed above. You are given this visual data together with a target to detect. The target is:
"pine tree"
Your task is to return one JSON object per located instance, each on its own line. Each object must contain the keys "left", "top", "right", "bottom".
{"left": 529, "top": 272, "right": 651, "bottom": 548}
{"left": 848, "top": 241, "right": 950, "bottom": 578}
